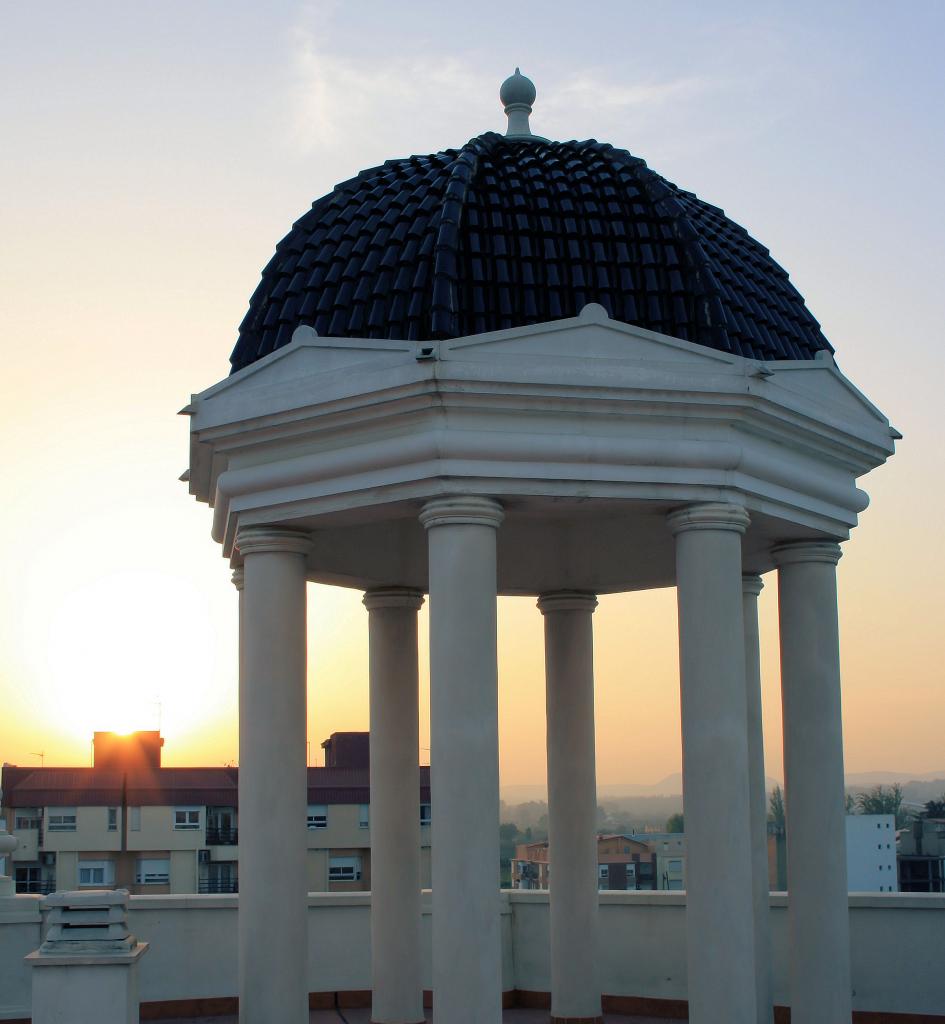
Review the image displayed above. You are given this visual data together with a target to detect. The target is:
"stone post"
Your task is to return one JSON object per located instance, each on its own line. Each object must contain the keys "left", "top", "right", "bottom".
{"left": 420, "top": 496, "right": 504, "bottom": 1024}
{"left": 26, "top": 889, "right": 148, "bottom": 1024}
{"left": 0, "top": 823, "right": 16, "bottom": 897}
{"left": 235, "top": 526, "right": 312, "bottom": 1024}
{"left": 364, "top": 587, "right": 425, "bottom": 1024}
{"left": 742, "top": 574, "right": 773, "bottom": 1024}
{"left": 773, "top": 541, "right": 851, "bottom": 1024}
{"left": 538, "top": 590, "right": 602, "bottom": 1024}
{"left": 667, "top": 502, "right": 757, "bottom": 1024}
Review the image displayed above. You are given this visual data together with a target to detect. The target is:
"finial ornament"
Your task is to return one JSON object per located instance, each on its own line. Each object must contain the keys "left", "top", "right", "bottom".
{"left": 500, "top": 67, "right": 538, "bottom": 138}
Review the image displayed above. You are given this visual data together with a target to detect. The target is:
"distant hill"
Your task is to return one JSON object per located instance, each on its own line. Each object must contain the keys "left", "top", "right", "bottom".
{"left": 502, "top": 774, "right": 775, "bottom": 802}
{"left": 501, "top": 770, "right": 945, "bottom": 805}
{"left": 844, "top": 770, "right": 945, "bottom": 787}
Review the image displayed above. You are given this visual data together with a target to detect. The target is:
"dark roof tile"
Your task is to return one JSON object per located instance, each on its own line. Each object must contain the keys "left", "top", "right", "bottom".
{"left": 229, "top": 134, "right": 831, "bottom": 373}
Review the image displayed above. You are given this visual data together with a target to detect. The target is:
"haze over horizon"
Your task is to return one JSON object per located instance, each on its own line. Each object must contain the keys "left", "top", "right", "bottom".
{"left": 2, "top": 1, "right": 943, "bottom": 786}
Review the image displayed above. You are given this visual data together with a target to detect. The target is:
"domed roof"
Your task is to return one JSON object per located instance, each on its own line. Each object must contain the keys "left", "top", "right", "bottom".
{"left": 230, "top": 109, "right": 830, "bottom": 375}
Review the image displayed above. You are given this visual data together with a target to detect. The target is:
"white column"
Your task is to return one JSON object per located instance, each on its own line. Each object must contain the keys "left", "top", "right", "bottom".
{"left": 538, "top": 591, "right": 602, "bottom": 1024}
{"left": 420, "top": 496, "right": 504, "bottom": 1024}
{"left": 742, "top": 575, "right": 772, "bottom": 1024}
{"left": 667, "top": 502, "right": 757, "bottom": 1024}
{"left": 365, "top": 587, "right": 425, "bottom": 1024}
{"left": 235, "top": 526, "right": 311, "bottom": 1024}
{"left": 773, "top": 541, "right": 851, "bottom": 1024}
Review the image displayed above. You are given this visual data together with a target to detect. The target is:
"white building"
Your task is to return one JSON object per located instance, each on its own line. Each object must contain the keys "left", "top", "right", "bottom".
{"left": 847, "top": 814, "right": 898, "bottom": 893}
{"left": 2, "top": 68, "right": 922, "bottom": 1024}
{"left": 180, "top": 67, "right": 900, "bottom": 1024}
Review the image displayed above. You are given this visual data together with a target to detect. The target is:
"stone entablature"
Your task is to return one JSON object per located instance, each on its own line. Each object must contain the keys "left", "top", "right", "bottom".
{"left": 186, "top": 306, "right": 895, "bottom": 595}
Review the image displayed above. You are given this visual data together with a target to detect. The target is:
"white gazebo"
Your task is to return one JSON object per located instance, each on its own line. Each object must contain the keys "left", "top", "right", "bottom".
{"left": 184, "top": 72, "right": 897, "bottom": 1024}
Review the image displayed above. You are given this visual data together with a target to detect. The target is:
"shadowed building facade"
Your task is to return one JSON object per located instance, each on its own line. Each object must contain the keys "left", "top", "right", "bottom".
{"left": 184, "top": 70, "right": 897, "bottom": 1024}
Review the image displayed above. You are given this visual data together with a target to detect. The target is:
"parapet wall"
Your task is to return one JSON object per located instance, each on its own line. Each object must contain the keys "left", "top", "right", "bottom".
{"left": 0, "top": 891, "right": 942, "bottom": 1020}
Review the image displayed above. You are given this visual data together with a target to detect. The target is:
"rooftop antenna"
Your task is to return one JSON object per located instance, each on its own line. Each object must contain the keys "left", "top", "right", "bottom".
{"left": 30, "top": 751, "right": 45, "bottom": 767}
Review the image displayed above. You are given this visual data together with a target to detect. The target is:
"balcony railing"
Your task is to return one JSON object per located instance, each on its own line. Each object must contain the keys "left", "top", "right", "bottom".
{"left": 0, "top": 891, "right": 941, "bottom": 1021}
{"left": 15, "top": 880, "right": 56, "bottom": 894}
{"left": 198, "top": 878, "right": 239, "bottom": 893}
{"left": 205, "top": 826, "right": 238, "bottom": 845}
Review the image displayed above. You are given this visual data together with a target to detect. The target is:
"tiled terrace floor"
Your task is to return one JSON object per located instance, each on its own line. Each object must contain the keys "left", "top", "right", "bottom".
{"left": 152, "top": 1011, "right": 681, "bottom": 1024}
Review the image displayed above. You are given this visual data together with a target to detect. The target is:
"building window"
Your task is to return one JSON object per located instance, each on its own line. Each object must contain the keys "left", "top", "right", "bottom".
{"left": 420, "top": 803, "right": 432, "bottom": 826}
{"left": 135, "top": 858, "right": 170, "bottom": 885}
{"left": 129, "top": 807, "right": 141, "bottom": 831}
{"left": 359, "top": 804, "right": 369, "bottom": 828}
{"left": 668, "top": 859, "right": 683, "bottom": 872}
{"left": 78, "top": 860, "right": 115, "bottom": 886}
{"left": 328, "top": 856, "right": 362, "bottom": 881}
{"left": 47, "top": 808, "right": 77, "bottom": 832}
{"left": 307, "top": 805, "right": 327, "bottom": 829}
{"left": 174, "top": 808, "right": 201, "bottom": 830}
{"left": 14, "top": 810, "right": 41, "bottom": 830}
{"left": 107, "top": 808, "right": 118, "bottom": 832}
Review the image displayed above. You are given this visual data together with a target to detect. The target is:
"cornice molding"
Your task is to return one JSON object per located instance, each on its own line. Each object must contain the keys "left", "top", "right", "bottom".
{"left": 419, "top": 496, "right": 504, "bottom": 531}
{"left": 741, "top": 574, "right": 764, "bottom": 597}
{"left": 536, "top": 591, "right": 599, "bottom": 615}
{"left": 667, "top": 502, "right": 751, "bottom": 537}
{"left": 235, "top": 526, "right": 312, "bottom": 557}
{"left": 363, "top": 587, "right": 425, "bottom": 611}
{"left": 771, "top": 541, "right": 842, "bottom": 567}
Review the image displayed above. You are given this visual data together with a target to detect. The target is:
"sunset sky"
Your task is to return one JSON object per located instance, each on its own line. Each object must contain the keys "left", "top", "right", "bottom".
{"left": 2, "top": 1, "right": 943, "bottom": 789}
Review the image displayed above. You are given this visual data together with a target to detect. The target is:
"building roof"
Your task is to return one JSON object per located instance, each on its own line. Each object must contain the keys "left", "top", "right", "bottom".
{"left": 1, "top": 765, "right": 431, "bottom": 808}
{"left": 230, "top": 131, "right": 831, "bottom": 375}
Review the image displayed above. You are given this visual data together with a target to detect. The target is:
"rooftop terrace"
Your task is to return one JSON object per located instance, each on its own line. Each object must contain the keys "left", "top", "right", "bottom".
{"left": 2, "top": 890, "right": 943, "bottom": 1022}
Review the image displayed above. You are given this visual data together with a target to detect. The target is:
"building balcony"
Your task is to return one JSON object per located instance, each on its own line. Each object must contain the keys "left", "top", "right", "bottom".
{"left": 13, "top": 878, "right": 55, "bottom": 895}
{"left": 198, "top": 877, "right": 239, "bottom": 894}
{"left": 205, "top": 826, "right": 238, "bottom": 846}
{"left": 1, "top": 890, "right": 943, "bottom": 1021}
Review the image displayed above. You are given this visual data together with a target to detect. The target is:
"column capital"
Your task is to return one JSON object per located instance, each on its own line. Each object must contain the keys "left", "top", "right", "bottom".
{"left": 363, "top": 587, "right": 425, "bottom": 612}
{"left": 419, "top": 496, "right": 504, "bottom": 530}
{"left": 231, "top": 566, "right": 245, "bottom": 591}
{"left": 235, "top": 526, "right": 312, "bottom": 557}
{"left": 771, "top": 540, "right": 842, "bottom": 567}
{"left": 537, "top": 590, "right": 599, "bottom": 615}
{"left": 666, "top": 501, "right": 750, "bottom": 536}
{"left": 741, "top": 574, "right": 764, "bottom": 597}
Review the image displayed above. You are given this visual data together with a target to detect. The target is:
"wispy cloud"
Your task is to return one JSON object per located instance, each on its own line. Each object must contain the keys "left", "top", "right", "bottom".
{"left": 282, "top": 3, "right": 722, "bottom": 163}
{"left": 286, "top": 25, "right": 495, "bottom": 158}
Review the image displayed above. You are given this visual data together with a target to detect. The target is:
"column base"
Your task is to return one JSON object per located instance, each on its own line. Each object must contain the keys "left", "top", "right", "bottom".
{"left": 550, "top": 1016, "right": 604, "bottom": 1024}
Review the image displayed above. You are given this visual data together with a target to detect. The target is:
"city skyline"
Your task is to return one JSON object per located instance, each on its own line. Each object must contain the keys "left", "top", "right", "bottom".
{"left": 2, "top": 1, "right": 943, "bottom": 785}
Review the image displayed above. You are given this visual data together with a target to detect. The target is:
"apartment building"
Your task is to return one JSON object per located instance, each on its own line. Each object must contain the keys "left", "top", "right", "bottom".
{"left": 846, "top": 814, "right": 898, "bottom": 892}
{"left": 627, "top": 832, "right": 687, "bottom": 891}
{"left": 768, "top": 815, "right": 900, "bottom": 892}
{"left": 898, "top": 816, "right": 945, "bottom": 892}
{"left": 512, "top": 832, "right": 686, "bottom": 891}
{"left": 1, "top": 730, "right": 431, "bottom": 896}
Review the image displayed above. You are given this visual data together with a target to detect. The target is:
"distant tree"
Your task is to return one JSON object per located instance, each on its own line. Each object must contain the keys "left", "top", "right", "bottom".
{"left": 845, "top": 792, "right": 856, "bottom": 814}
{"left": 923, "top": 795, "right": 945, "bottom": 819}
{"left": 666, "top": 813, "right": 684, "bottom": 833}
{"left": 768, "top": 785, "right": 785, "bottom": 830}
{"left": 499, "top": 822, "right": 525, "bottom": 887}
{"left": 856, "top": 784, "right": 907, "bottom": 827}
{"left": 499, "top": 823, "right": 520, "bottom": 843}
